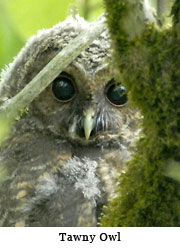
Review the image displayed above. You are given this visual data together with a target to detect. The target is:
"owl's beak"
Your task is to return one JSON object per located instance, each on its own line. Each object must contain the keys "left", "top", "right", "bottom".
{"left": 83, "top": 109, "right": 95, "bottom": 140}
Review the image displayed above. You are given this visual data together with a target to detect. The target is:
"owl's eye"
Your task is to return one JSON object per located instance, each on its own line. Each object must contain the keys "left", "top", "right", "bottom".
{"left": 105, "top": 80, "right": 128, "bottom": 107}
{"left": 52, "top": 73, "right": 76, "bottom": 102}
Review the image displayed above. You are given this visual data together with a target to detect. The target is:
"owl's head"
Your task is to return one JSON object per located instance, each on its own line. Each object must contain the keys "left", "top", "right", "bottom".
{"left": 0, "top": 16, "right": 140, "bottom": 146}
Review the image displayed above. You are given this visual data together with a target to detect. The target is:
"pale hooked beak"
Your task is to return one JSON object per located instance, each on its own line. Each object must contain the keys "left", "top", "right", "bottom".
{"left": 83, "top": 109, "right": 95, "bottom": 140}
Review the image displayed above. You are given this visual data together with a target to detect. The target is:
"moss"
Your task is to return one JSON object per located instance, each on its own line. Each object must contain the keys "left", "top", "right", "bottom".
{"left": 101, "top": 0, "right": 180, "bottom": 226}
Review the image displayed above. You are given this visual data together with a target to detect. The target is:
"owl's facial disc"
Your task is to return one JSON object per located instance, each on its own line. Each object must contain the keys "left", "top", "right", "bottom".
{"left": 49, "top": 72, "right": 130, "bottom": 143}
{"left": 83, "top": 109, "right": 95, "bottom": 140}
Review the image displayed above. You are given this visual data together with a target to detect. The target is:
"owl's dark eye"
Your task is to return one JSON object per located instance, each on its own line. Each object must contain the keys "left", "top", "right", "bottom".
{"left": 52, "top": 73, "right": 76, "bottom": 102}
{"left": 105, "top": 80, "right": 128, "bottom": 107}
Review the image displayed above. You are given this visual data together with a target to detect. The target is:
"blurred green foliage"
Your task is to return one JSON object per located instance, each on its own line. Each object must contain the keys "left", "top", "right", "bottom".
{"left": 77, "top": 0, "right": 104, "bottom": 20}
{"left": 0, "top": 0, "right": 104, "bottom": 72}
{"left": 0, "top": 1, "right": 24, "bottom": 71}
{"left": 7, "top": 0, "right": 76, "bottom": 38}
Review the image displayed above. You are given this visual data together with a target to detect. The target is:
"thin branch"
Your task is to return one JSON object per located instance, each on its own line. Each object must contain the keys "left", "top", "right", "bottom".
{"left": 0, "top": 14, "right": 106, "bottom": 120}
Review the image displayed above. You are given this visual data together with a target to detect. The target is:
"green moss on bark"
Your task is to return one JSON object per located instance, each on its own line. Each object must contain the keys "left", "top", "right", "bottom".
{"left": 101, "top": 0, "right": 180, "bottom": 226}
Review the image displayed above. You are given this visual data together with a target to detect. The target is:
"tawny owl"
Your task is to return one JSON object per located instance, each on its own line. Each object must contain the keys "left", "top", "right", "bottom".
{"left": 0, "top": 15, "right": 140, "bottom": 227}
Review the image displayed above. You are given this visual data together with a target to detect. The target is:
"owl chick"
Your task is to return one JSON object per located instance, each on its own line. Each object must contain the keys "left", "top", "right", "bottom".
{"left": 0, "top": 15, "right": 141, "bottom": 227}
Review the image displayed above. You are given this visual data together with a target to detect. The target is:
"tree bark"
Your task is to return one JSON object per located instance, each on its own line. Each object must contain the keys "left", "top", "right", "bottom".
{"left": 101, "top": 0, "right": 180, "bottom": 227}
